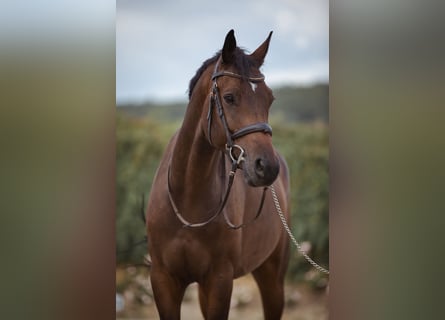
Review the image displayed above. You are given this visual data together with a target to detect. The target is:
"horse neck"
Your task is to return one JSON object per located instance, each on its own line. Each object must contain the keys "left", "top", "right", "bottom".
{"left": 169, "top": 97, "right": 224, "bottom": 207}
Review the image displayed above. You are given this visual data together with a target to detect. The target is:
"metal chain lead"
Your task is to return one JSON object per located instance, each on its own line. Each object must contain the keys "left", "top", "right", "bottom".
{"left": 270, "top": 184, "right": 330, "bottom": 275}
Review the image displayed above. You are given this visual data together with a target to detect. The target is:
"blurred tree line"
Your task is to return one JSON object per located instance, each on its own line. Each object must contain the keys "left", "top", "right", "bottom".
{"left": 117, "top": 83, "right": 328, "bottom": 284}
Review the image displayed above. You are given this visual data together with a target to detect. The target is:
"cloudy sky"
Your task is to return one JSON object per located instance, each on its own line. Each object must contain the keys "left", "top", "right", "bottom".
{"left": 116, "top": 0, "right": 328, "bottom": 103}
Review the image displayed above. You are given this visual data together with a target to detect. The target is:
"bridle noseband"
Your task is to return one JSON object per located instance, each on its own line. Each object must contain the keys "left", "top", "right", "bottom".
{"left": 168, "top": 56, "right": 272, "bottom": 229}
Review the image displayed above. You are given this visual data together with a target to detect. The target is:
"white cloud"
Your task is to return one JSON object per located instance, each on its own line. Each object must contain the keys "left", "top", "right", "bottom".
{"left": 116, "top": 0, "right": 328, "bottom": 102}
{"left": 266, "top": 61, "right": 329, "bottom": 87}
{"left": 294, "top": 36, "right": 310, "bottom": 49}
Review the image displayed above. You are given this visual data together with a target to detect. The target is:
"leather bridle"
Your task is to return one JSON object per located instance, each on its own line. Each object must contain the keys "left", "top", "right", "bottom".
{"left": 207, "top": 57, "right": 273, "bottom": 150}
{"left": 167, "top": 56, "right": 272, "bottom": 229}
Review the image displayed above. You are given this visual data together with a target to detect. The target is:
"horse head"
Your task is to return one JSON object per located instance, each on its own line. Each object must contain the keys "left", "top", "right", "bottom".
{"left": 201, "top": 30, "right": 279, "bottom": 187}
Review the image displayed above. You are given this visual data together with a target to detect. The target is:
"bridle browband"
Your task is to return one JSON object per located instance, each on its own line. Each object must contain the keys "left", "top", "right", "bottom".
{"left": 167, "top": 56, "right": 272, "bottom": 229}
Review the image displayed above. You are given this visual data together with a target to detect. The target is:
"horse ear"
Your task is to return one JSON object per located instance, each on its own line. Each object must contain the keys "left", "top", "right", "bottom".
{"left": 250, "top": 31, "right": 273, "bottom": 67}
{"left": 222, "top": 29, "right": 237, "bottom": 64}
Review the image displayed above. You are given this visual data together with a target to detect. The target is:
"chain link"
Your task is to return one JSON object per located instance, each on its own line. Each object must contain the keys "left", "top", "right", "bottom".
{"left": 270, "top": 185, "right": 329, "bottom": 275}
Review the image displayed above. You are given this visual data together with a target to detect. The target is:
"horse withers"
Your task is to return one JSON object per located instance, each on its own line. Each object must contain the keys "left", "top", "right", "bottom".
{"left": 146, "top": 30, "right": 290, "bottom": 320}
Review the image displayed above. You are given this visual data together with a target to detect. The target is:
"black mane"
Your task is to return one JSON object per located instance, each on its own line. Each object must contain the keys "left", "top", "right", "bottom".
{"left": 188, "top": 47, "right": 257, "bottom": 100}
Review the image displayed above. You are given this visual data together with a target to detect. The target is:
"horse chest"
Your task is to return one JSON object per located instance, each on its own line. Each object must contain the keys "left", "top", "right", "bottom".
{"left": 162, "top": 229, "right": 241, "bottom": 280}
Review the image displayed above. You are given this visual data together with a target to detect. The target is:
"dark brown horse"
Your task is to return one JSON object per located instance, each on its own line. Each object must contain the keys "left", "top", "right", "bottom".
{"left": 146, "top": 30, "right": 290, "bottom": 320}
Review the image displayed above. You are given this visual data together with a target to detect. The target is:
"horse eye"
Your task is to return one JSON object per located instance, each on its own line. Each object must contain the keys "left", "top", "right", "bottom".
{"left": 223, "top": 94, "right": 235, "bottom": 105}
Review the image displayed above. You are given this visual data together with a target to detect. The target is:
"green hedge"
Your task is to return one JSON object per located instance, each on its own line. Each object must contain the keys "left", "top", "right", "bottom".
{"left": 272, "top": 122, "right": 329, "bottom": 282}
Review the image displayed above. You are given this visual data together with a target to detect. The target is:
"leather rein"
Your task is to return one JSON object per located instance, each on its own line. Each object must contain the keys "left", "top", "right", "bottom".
{"left": 167, "top": 57, "right": 272, "bottom": 229}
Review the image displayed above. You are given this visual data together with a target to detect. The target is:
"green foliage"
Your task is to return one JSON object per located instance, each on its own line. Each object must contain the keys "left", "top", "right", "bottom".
{"left": 118, "top": 101, "right": 186, "bottom": 122}
{"left": 116, "top": 85, "right": 328, "bottom": 284}
{"left": 272, "top": 122, "right": 329, "bottom": 283}
{"left": 116, "top": 112, "right": 180, "bottom": 263}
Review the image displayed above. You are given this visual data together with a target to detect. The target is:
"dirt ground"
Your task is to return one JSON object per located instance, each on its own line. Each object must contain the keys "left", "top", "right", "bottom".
{"left": 116, "top": 267, "right": 327, "bottom": 320}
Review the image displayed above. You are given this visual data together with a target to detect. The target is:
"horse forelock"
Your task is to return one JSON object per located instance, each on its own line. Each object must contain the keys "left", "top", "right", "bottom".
{"left": 188, "top": 47, "right": 259, "bottom": 100}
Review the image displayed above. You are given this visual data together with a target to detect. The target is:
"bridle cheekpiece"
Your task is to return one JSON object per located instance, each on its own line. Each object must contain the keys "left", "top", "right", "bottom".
{"left": 207, "top": 57, "right": 273, "bottom": 154}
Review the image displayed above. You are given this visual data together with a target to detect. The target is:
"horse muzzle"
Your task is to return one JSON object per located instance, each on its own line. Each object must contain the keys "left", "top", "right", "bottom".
{"left": 243, "top": 152, "right": 280, "bottom": 187}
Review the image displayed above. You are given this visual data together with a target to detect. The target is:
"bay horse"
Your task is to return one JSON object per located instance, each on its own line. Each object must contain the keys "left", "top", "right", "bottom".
{"left": 146, "top": 30, "right": 290, "bottom": 319}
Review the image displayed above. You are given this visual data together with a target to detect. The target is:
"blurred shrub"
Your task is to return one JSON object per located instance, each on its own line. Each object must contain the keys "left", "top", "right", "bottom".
{"left": 272, "top": 122, "right": 329, "bottom": 284}
{"left": 272, "top": 84, "right": 328, "bottom": 123}
{"left": 116, "top": 112, "right": 179, "bottom": 263}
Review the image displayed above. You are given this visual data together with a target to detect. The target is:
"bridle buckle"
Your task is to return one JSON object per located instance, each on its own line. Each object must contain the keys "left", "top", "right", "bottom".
{"left": 227, "top": 144, "right": 245, "bottom": 165}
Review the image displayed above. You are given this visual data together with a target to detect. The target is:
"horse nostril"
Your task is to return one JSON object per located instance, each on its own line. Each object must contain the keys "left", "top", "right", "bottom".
{"left": 249, "top": 155, "right": 280, "bottom": 186}
{"left": 255, "top": 158, "right": 265, "bottom": 177}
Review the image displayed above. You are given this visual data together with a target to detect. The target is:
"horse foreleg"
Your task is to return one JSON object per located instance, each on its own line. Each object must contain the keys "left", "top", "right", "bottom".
{"left": 198, "top": 283, "right": 208, "bottom": 318}
{"left": 150, "top": 266, "right": 186, "bottom": 320}
{"left": 252, "top": 238, "right": 290, "bottom": 320}
{"left": 198, "top": 268, "right": 234, "bottom": 320}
